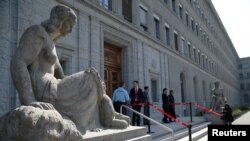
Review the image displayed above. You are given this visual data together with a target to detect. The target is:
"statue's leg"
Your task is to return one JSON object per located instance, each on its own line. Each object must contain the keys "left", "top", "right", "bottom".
{"left": 54, "top": 69, "right": 105, "bottom": 133}
{"left": 99, "top": 95, "right": 129, "bottom": 129}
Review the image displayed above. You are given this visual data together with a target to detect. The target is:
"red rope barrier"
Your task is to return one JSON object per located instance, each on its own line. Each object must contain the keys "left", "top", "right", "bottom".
{"left": 191, "top": 103, "right": 223, "bottom": 117}
{"left": 147, "top": 103, "right": 189, "bottom": 128}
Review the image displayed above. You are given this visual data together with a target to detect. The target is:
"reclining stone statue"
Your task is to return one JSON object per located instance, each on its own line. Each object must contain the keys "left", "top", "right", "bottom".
{"left": 0, "top": 5, "right": 129, "bottom": 141}
{"left": 210, "top": 81, "right": 227, "bottom": 111}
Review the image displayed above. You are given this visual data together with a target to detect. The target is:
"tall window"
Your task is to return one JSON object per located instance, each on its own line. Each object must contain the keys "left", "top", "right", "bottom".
{"left": 174, "top": 32, "right": 179, "bottom": 51}
{"left": 181, "top": 38, "right": 185, "bottom": 55}
{"left": 185, "top": 12, "right": 189, "bottom": 26}
{"left": 172, "top": 0, "right": 176, "bottom": 12}
{"left": 239, "top": 64, "right": 242, "bottom": 69}
{"left": 193, "top": 48, "right": 197, "bottom": 62}
{"left": 99, "top": 0, "right": 112, "bottom": 10}
{"left": 200, "top": 28, "right": 202, "bottom": 39}
{"left": 188, "top": 44, "right": 191, "bottom": 59}
{"left": 179, "top": 5, "right": 183, "bottom": 19}
{"left": 198, "top": 51, "right": 201, "bottom": 64}
{"left": 196, "top": 24, "right": 199, "bottom": 36}
{"left": 122, "top": 0, "right": 132, "bottom": 22}
{"left": 243, "top": 94, "right": 249, "bottom": 103}
{"left": 180, "top": 73, "right": 185, "bottom": 102}
{"left": 202, "top": 80, "right": 206, "bottom": 106}
{"left": 151, "top": 80, "right": 158, "bottom": 102}
{"left": 154, "top": 17, "right": 160, "bottom": 39}
{"left": 247, "top": 83, "right": 250, "bottom": 90}
{"left": 191, "top": 19, "right": 194, "bottom": 31}
{"left": 240, "top": 84, "right": 245, "bottom": 90}
{"left": 202, "top": 55, "right": 205, "bottom": 68}
{"left": 140, "top": 6, "right": 148, "bottom": 31}
{"left": 180, "top": 73, "right": 186, "bottom": 116}
{"left": 239, "top": 73, "right": 243, "bottom": 79}
{"left": 165, "top": 26, "right": 170, "bottom": 45}
{"left": 193, "top": 77, "right": 198, "bottom": 103}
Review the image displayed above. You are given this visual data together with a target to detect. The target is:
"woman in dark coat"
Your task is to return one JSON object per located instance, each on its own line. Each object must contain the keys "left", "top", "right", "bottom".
{"left": 222, "top": 103, "right": 234, "bottom": 125}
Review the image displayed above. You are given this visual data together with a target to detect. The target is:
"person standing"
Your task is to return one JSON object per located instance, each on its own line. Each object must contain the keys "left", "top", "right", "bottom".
{"left": 130, "top": 80, "right": 143, "bottom": 126}
{"left": 112, "top": 82, "right": 130, "bottom": 115}
{"left": 142, "top": 86, "right": 150, "bottom": 125}
{"left": 222, "top": 103, "right": 234, "bottom": 125}
{"left": 168, "top": 90, "right": 176, "bottom": 122}
{"left": 162, "top": 88, "right": 169, "bottom": 123}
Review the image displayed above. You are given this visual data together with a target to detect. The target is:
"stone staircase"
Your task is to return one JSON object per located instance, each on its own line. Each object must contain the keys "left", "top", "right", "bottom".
{"left": 84, "top": 126, "right": 151, "bottom": 141}
{"left": 152, "top": 122, "right": 210, "bottom": 141}
{"left": 152, "top": 117, "right": 211, "bottom": 141}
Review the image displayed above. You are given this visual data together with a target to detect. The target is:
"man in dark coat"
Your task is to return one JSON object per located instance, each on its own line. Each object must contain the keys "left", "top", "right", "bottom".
{"left": 168, "top": 90, "right": 176, "bottom": 122}
{"left": 142, "top": 86, "right": 150, "bottom": 125}
{"left": 129, "top": 80, "right": 143, "bottom": 126}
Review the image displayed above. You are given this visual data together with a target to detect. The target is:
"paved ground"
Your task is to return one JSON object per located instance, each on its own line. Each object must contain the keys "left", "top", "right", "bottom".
{"left": 233, "top": 111, "right": 250, "bottom": 125}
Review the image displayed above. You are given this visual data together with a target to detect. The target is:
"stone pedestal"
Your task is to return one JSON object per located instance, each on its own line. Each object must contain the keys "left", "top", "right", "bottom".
{"left": 203, "top": 114, "right": 223, "bottom": 125}
{"left": 84, "top": 126, "right": 151, "bottom": 141}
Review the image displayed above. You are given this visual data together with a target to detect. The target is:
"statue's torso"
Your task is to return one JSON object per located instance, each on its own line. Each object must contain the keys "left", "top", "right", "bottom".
{"left": 28, "top": 25, "right": 58, "bottom": 100}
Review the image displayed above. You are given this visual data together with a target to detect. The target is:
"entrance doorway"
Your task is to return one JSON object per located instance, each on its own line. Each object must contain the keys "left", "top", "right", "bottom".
{"left": 104, "top": 42, "right": 122, "bottom": 98}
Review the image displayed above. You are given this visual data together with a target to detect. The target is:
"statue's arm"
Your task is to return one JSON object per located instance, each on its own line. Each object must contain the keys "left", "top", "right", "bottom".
{"left": 10, "top": 27, "right": 44, "bottom": 105}
{"left": 54, "top": 59, "right": 64, "bottom": 79}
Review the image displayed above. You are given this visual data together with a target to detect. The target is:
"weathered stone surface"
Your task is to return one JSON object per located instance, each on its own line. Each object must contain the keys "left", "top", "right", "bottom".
{"left": 1, "top": 5, "right": 130, "bottom": 140}
{"left": 0, "top": 102, "right": 84, "bottom": 141}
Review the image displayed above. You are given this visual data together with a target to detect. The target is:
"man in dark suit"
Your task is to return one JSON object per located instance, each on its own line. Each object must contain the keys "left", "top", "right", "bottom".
{"left": 129, "top": 80, "right": 143, "bottom": 126}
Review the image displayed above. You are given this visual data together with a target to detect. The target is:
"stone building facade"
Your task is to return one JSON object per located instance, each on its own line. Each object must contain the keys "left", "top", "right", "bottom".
{"left": 0, "top": 0, "right": 240, "bottom": 118}
{"left": 238, "top": 57, "right": 250, "bottom": 106}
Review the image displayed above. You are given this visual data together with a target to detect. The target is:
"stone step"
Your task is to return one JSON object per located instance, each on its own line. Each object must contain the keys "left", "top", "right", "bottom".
{"left": 197, "top": 135, "right": 208, "bottom": 141}
{"left": 126, "top": 134, "right": 152, "bottom": 141}
{"left": 151, "top": 116, "right": 207, "bottom": 140}
{"left": 177, "top": 127, "right": 207, "bottom": 141}
{"left": 153, "top": 122, "right": 210, "bottom": 141}
{"left": 83, "top": 126, "right": 149, "bottom": 141}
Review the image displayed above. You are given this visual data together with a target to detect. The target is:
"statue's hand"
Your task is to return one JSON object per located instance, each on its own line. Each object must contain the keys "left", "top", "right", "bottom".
{"left": 29, "top": 102, "right": 55, "bottom": 110}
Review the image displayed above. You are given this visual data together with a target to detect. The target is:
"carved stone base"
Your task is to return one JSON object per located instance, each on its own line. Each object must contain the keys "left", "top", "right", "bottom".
{"left": 0, "top": 102, "right": 149, "bottom": 141}
{"left": 84, "top": 126, "right": 151, "bottom": 141}
{"left": 203, "top": 113, "right": 223, "bottom": 125}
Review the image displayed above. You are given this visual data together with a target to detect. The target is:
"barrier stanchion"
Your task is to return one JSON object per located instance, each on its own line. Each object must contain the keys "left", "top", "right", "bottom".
{"left": 189, "top": 102, "right": 193, "bottom": 122}
{"left": 188, "top": 124, "right": 192, "bottom": 141}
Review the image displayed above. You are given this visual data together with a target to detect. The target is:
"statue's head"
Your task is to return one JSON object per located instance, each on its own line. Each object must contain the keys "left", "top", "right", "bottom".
{"left": 214, "top": 80, "right": 220, "bottom": 87}
{"left": 43, "top": 5, "right": 77, "bottom": 37}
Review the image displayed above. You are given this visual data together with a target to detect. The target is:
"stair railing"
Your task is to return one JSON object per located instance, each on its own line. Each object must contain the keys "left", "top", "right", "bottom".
{"left": 120, "top": 105, "right": 175, "bottom": 141}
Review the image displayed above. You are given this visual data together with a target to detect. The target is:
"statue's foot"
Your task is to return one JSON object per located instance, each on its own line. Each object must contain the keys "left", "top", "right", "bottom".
{"left": 110, "top": 119, "right": 129, "bottom": 129}
{"left": 90, "top": 128, "right": 103, "bottom": 132}
{"left": 115, "top": 113, "right": 130, "bottom": 125}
